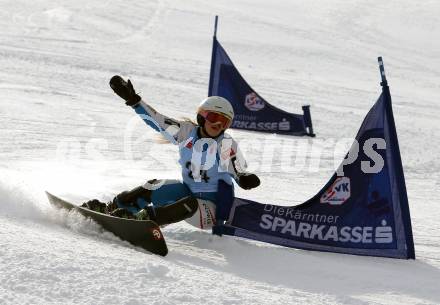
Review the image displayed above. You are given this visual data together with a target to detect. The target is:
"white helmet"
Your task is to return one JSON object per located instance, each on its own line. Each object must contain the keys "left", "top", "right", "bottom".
{"left": 197, "top": 96, "right": 234, "bottom": 121}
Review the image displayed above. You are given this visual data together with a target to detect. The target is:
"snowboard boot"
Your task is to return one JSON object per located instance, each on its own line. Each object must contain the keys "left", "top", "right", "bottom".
{"left": 81, "top": 199, "right": 108, "bottom": 213}
{"left": 113, "top": 185, "right": 153, "bottom": 210}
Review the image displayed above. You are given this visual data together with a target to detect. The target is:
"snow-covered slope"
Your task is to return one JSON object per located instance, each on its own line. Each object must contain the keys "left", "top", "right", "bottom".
{"left": 1, "top": 0, "right": 439, "bottom": 304}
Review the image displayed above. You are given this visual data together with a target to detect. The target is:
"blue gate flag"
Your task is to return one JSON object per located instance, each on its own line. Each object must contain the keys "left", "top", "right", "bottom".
{"left": 208, "top": 18, "right": 314, "bottom": 136}
{"left": 218, "top": 58, "right": 415, "bottom": 259}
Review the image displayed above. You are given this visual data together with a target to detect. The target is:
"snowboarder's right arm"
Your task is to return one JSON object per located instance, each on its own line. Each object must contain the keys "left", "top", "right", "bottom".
{"left": 109, "top": 75, "right": 192, "bottom": 145}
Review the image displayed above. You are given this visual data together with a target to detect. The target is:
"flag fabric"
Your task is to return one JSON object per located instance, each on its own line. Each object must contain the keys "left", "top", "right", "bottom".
{"left": 208, "top": 38, "right": 314, "bottom": 136}
{"left": 217, "top": 77, "right": 415, "bottom": 259}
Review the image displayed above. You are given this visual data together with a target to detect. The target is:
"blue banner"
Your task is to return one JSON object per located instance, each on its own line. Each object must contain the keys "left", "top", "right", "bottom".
{"left": 219, "top": 73, "right": 415, "bottom": 259}
{"left": 208, "top": 38, "right": 314, "bottom": 136}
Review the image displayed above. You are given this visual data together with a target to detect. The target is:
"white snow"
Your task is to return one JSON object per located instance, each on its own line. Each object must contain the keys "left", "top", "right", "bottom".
{"left": 1, "top": 0, "right": 439, "bottom": 304}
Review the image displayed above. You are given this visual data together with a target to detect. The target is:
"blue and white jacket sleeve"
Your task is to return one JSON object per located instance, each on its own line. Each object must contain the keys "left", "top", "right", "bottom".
{"left": 131, "top": 100, "right": 194, "bottom": 145}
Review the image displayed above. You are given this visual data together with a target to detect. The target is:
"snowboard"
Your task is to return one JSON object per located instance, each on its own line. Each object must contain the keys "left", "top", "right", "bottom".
{"left": 46, "top": 192, "right": 168, "bottom": 256}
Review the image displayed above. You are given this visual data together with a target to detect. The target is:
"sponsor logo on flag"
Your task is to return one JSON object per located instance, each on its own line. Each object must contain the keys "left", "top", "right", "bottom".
{"left": 245, "top": 92, "right": 265, "bottom": 111}
{"left": 320, "top": 177, "right": 351, "bottom": 205}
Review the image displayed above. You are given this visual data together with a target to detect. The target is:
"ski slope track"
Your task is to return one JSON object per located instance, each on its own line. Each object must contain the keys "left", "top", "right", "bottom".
{"left": 0, "top": 0, "right": 439, "bottom": 304}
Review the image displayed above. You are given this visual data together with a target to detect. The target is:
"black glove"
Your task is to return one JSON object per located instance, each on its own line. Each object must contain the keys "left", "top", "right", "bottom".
{"left": 109, "top": 75, "right": 141, "bottom": 106}
{"left": 237, "top": 173, "right": 260, "bottom": 190}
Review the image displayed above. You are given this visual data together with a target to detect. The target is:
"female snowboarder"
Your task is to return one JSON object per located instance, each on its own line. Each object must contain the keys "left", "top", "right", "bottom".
{"left": 83, "top": 75, "right": 260, "bottom": 231}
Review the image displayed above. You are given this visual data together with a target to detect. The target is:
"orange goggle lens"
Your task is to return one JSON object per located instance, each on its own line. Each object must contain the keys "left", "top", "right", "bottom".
{"left": 199, "top": 110, "right": 231, "bottom": 128}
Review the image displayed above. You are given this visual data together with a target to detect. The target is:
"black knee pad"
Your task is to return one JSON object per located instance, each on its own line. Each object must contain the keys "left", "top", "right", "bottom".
{"left": 180, "top": 196, "right": 199, "bottom": 217}
{"left": 153, "top": 196, "right": 199, "bottom": 226}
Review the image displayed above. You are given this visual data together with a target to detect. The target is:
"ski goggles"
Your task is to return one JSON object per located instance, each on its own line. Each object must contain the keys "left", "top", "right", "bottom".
{"left": 199, "top": 110, "right": 232, "bottom": 129}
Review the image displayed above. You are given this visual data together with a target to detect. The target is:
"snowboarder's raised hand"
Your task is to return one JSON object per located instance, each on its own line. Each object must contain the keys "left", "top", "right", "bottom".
{"left": 109, "top": 75, "right": 141, "bottom": 106}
